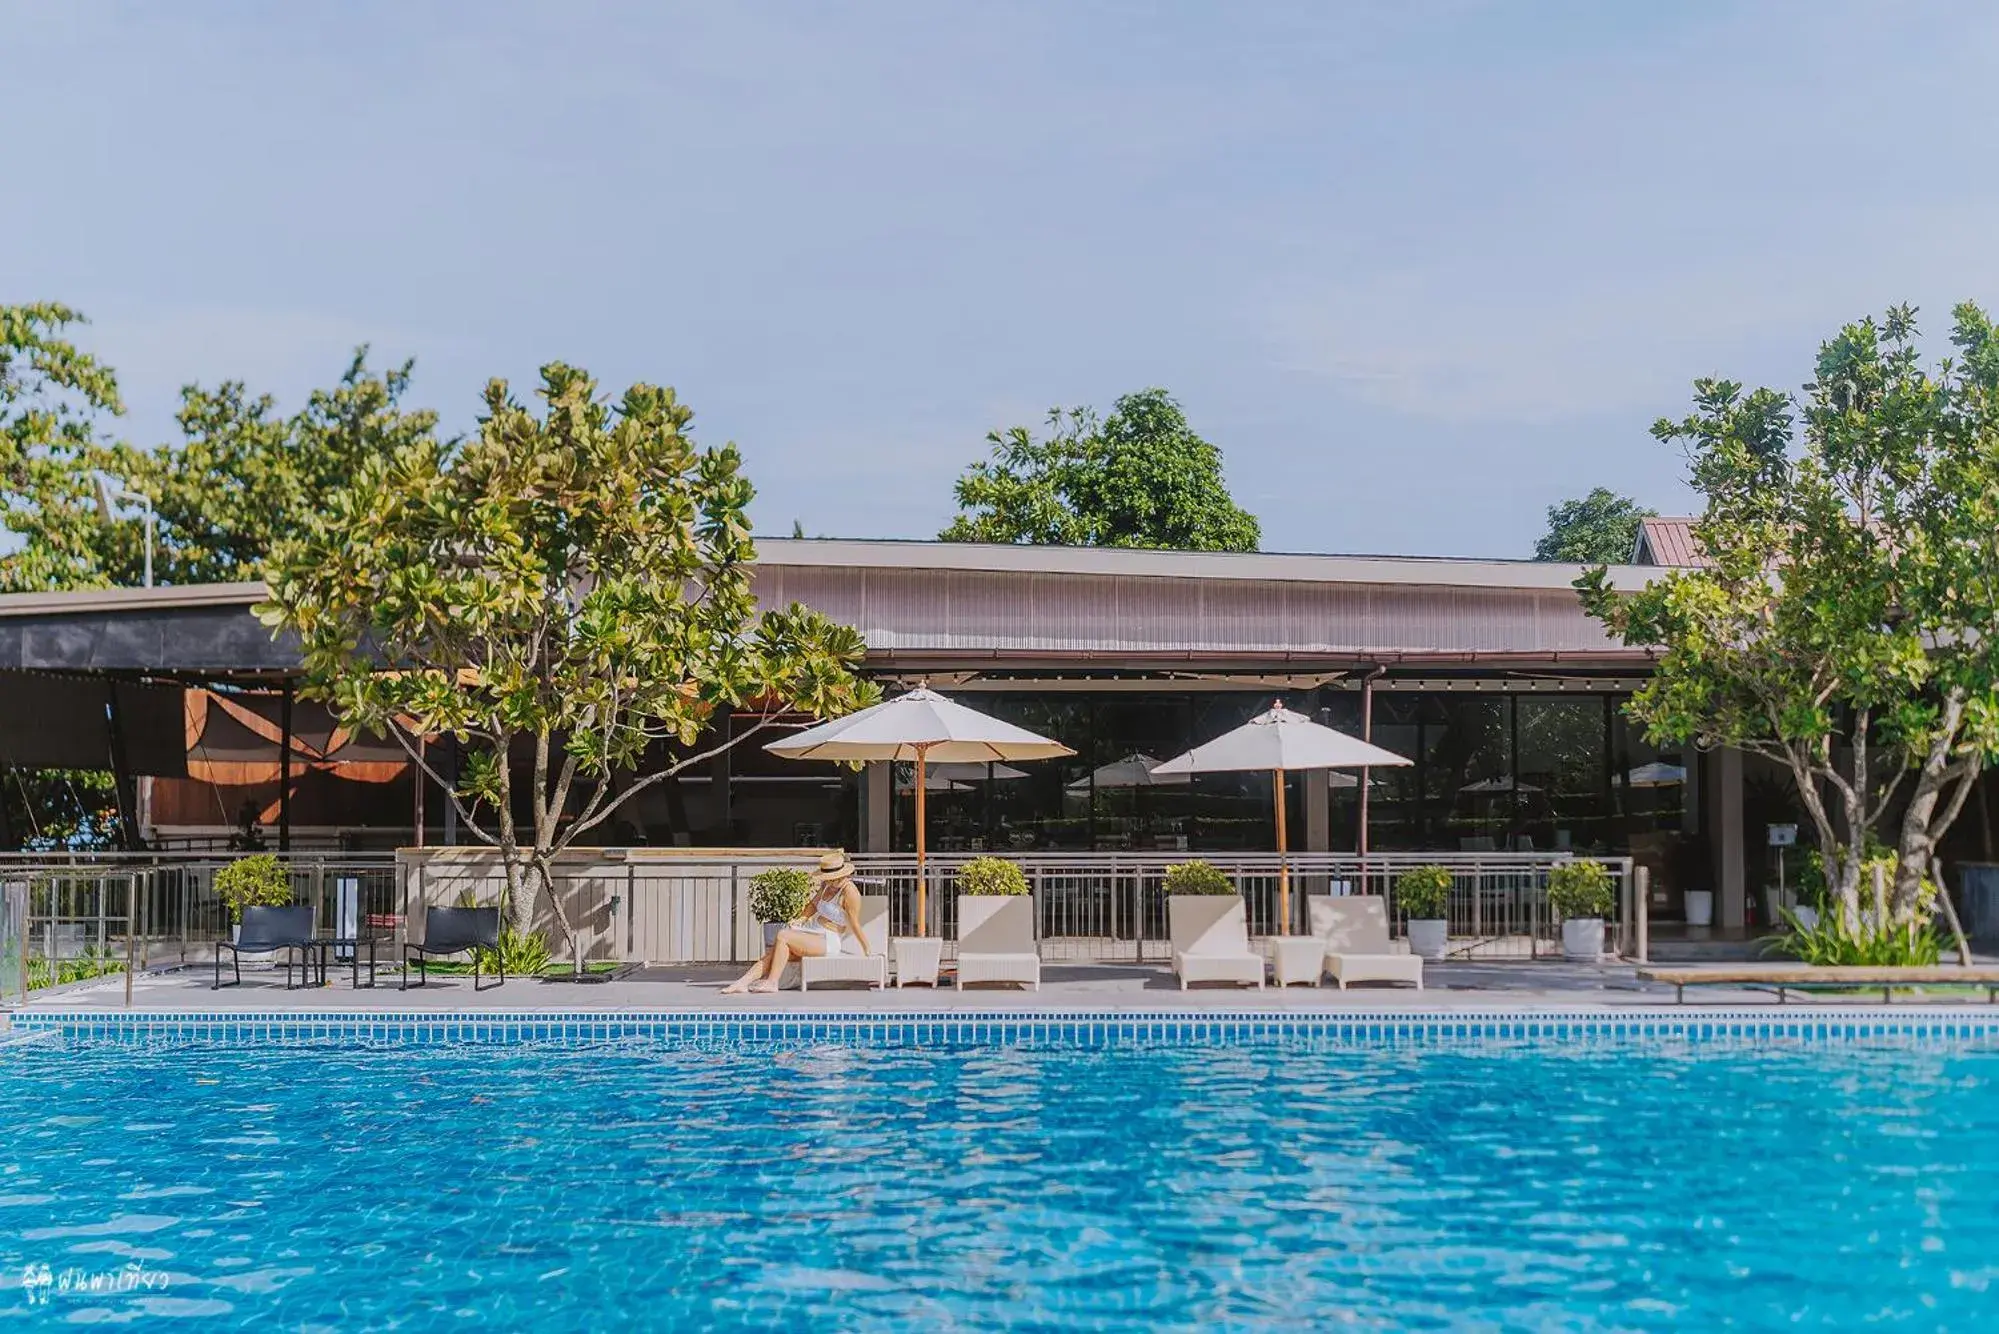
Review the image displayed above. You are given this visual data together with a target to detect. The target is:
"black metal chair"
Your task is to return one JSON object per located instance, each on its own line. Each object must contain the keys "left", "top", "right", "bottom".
{"left": 214, "top": 905, "right": 317, "bottom": 990}
{"left": 402, "top": 906, "right": 504, "bottom": 990}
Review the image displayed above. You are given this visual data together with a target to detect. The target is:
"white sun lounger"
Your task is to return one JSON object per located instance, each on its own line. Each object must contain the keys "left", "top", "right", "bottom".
{"left": 799, "top": 895, "right": 890, "bottom": 990}
{"left": 1170, "top": 896, "right": 1265, "bottom": 990}
{"left": 955, "top": 896, "right": 1041, "bottom": 990}
{"left": 1309, "top": 895, "right": 1423, "bottom": 990}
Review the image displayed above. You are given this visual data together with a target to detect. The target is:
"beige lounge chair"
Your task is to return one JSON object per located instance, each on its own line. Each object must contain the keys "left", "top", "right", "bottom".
{"left": 955, "top": 895, "right": 1040, "bottom": 990}
{"left": 1169, "top": 896, "right": 1264, "bottom": 990}
{"left": 799, "top": 895, "right": 890, "bottom": 990}
{"left": 1309, "top": 895, "right": 1423, "bottom": 990}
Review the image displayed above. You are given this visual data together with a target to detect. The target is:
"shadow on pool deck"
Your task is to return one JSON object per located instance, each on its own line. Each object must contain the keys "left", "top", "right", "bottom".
{"left": 5, "top": 958, "right": 1922, "bottom": 1014}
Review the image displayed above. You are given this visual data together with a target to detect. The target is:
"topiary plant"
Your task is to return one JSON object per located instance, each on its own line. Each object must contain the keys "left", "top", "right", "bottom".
{"left": 957, "top": 856, "right": 1029, "bottom": 896}
{"left": 1395, "top": 865, "right": 1453, "bottom": 919}
{"left": 213, "top": 854, "right": 294, "bottom": 923}
{"left": 1163, "top": 860, "right": 1236, "bottom": 896}
{"left": 748, "top": 868, "right": 815, "bottom": 925}
{"left": 1546, "top": 859, "right": 1615, "bottom": 921}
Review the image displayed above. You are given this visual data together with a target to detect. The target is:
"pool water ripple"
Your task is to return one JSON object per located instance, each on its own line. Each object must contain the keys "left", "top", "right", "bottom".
{"left": 1, "top": 1034, "right": 1996, "bottom": 1328}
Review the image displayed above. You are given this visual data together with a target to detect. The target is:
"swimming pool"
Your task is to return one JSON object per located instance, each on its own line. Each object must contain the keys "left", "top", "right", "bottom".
{"left": 4, "top": 1010, "right": 1997, "bottom": 1329}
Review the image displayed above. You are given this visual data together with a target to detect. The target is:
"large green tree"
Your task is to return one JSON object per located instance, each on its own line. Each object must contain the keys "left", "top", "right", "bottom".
{"left": 1580, "top": 304, "right": 1999, "bottom": 941}
{"left": 1, "top": 303, "right": 125, "bottom": 592}
{"left": 260, "top": 364, "right": 875, "bottom": 940}
{"left": 0, "top": 305, "right": 129, "bottom": 847}
{"left": 1533, "top": 487, "right": 1653, "bottom": 563}
{"left": 941, "top": 388, "right": 1260, "bottom": 551}
{"left": 2, "top": 324, "right": 433, "bottom": 590}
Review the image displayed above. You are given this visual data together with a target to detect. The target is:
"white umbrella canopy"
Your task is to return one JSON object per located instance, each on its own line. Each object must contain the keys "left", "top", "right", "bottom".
{"left": 1458, "top": 776, "right": 1543, "bottom": 794}
{"left": 897, "top": 762, "right": 1029, "bottom": 793}
{"left": 1626, "top": 761, "right": 1686, "bottom": 788}
{"left": 764, "top": 688, "right": 1072, "bottom": 764}
{"left": 1151, "top": 705, "right": 1410, "bottom": 777}
{"left": 765, "top": 687, "right": 1073, "bottom": 934}
{"left": 1066, "top": 753, "right": 1189, "bottom": 791}
{"left": 1152, "top": 703, "right": 1412, "bottom": 935}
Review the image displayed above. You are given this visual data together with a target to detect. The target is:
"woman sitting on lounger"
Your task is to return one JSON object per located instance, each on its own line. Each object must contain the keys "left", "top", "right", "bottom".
{"left": 722, "top": 852, "right": 869, "bottom": 994}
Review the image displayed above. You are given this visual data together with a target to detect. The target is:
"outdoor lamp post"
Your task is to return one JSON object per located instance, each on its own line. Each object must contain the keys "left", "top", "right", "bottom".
{"left": 93, "top": 473, "right": 157, "bottom": 588}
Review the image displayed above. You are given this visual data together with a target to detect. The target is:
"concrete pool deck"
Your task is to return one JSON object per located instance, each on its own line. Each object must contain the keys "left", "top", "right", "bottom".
{"left": 14, "top": 958, "right": 1999, "bottom": 1014}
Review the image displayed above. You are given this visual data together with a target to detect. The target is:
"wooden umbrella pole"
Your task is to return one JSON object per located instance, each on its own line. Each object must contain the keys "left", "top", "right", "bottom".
{"left": 1273, "top": 767, "right": 1291, "bottom": 935}
{"left": 914, "top": 745, "right": 929, "bottom": 937}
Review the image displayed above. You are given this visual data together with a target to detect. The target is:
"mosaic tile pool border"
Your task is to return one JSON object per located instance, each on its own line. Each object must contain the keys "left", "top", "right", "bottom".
{"left": 12, "top": 1007, "right": 1999, "bottom": 1049}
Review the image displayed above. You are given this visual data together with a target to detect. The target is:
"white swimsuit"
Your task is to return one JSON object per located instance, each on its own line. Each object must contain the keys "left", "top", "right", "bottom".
{"left": 809, "top": 896, "right": 848, "bottom": 956}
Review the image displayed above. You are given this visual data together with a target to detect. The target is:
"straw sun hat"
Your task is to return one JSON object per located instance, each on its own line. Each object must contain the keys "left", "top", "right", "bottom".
{"left": 812, "top": 851, "right": 854, "bottom": 882}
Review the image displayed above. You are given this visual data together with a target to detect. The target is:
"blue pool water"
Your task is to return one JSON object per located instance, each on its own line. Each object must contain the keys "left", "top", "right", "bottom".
{"left": 4, "top": 1018, "right": 1999, "bottom": 1329}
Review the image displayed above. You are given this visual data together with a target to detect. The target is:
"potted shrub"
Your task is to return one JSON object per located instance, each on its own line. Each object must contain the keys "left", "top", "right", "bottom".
{"left": 1547, "top": 859, "right": 1615, "bottom": 961}
{"left": 212, "top": 854, "right": 293, "bottom": 941}
{"left": 748, "top": 867, "right": 814, "bottom": 949}
{"left": 956, "top": 856, "right": 1029, "bottom": 899}
{"left": 955, "top": 856, "right": 1031, "bottom": 973}
{"left": 1162, "top": 860, "right": 1236, "bottom": 898}
{"left": 1395, "top": 865, "right": 1453, "bottom": 960}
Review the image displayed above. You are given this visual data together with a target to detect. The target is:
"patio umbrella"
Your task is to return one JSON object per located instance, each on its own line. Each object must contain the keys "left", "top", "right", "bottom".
{"left": 1152, "top": 702, "right": 1411, "bottom": 934}
{"left": 1064, "top": 753, "right": 1189, "bottom": 790}
{"left": 1457, "top": 776, "right": 1543, "bottom": 794}
{"left": 764, "top": 687, "right": 1072, "bottom": 934}
{"left": 896, "top": 762, "right": 1028, "bottom": 793}
{"left": 1626, "top": 761, "right": 1686, "bottom": 788}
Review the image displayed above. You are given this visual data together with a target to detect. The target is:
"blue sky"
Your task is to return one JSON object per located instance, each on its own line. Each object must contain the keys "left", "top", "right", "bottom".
{"left": 7, "top": 1, "right": 1998, "bottom": 557}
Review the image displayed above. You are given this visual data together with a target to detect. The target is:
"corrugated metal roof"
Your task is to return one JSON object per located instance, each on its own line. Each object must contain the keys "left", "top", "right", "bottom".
{"left": 0, "top": 541, "right": 1653, "bottom": 670}
{"left": 754, "top": 563, "right": 1642, "bottom": 664}
{"left": 1634, "top": 518, "right": 1704, "bottom": 567}
{"left": 757, "top": 537, "right": 1661, "bottom": 593}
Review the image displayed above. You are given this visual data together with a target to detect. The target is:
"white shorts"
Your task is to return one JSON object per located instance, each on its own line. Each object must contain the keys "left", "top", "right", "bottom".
{"left": 811, "top": 925, "right": 843, "bottom": 956}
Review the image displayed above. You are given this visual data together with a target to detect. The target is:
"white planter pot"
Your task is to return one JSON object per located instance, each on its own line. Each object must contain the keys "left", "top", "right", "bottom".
{"left": 761, "top": 922, "right": 783, "bottom": 950}
{"left": 1560, "top": 917, "right": 1604, "bottom": 961}
{"left": 1684, "top": 889, "right": 1714, "bottom": 927}
{"left": 1405, "top": 918, "right": 1449, "bottom": 961}
{"left": 230, "top": 923, "right": 241, "bottom": 944}
{"left": 1793, "top": 905, "right": 1820, "bottom": 931}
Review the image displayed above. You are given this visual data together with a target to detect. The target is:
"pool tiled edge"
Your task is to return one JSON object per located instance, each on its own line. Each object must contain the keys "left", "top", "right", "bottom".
{"left": 12, "top": 1007, "right": 1999, "bottom": 1048}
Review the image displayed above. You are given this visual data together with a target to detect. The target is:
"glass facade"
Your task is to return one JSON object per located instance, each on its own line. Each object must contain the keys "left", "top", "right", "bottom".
{"left": 692, "top": 684, "right": 1693, "bottom": 857}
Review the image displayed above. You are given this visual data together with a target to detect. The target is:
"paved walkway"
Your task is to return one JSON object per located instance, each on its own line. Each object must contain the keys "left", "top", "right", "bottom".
{"left": 5, "top": 959, "right": 1944, "bottom": 1014}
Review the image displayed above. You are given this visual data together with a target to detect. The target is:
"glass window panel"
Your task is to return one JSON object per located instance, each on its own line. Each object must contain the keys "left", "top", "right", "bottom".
{"left": 1424, "top": 696, "right": 1512, "bottom": 850}
{"left": 1515, "top": 696, "right": 1611, "bottom": 854}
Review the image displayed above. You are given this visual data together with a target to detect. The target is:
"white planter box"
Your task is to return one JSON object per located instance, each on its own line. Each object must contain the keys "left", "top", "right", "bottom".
{"left": 1405, "top": 918, "right": 1449, "bottom": 961}
{"left": 1560, "top": 917, "right": 1604, "bottom": 961}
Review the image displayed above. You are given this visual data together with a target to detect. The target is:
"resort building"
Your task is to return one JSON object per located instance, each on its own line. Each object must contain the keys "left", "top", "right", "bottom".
{"left": 2, "top": 534, "right": 1962, "bottom": 934}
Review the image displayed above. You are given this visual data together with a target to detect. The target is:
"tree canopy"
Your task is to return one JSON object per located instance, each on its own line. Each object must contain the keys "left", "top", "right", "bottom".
{"left": 1, "top": 303, "right": 125, "bottom": 593}
{"left": 2, "top": 300, "right": 433, "bottom": 592}
{"left": 259, "top": 363, "right": 874, "bottom": 939}
{"left": 941, "top": 388, "right": 1260, "bottom": 551}
{"left": 1580, "top": 303, "right": 1999, "bottom": 946}
{"left": 1533, "top": 487, "right": 1654, "bottom": 563}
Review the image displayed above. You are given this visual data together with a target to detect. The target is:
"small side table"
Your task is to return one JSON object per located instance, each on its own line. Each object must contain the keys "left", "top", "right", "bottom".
{"left": 312, "top": 935, "right": 381, "bottom": 989}
{"left": 893, "top": 936, "right": 944, "bottom": 988}
{"left": 1270, "top": 936, "right": 1326, "bottom": 988}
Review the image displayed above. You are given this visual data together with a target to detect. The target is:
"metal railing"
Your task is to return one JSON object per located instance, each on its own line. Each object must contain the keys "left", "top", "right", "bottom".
{"left": 846, "top": 852, "right": 1631, "bottom": 962}
{"left": 0, "top": 854, "right": 400, "bottom": 985}
{"left": 2, "top": 881, "right": 24, "bottom": 1005}
{"left": 0, "top": 849, "right": 1632, "bottom": 974}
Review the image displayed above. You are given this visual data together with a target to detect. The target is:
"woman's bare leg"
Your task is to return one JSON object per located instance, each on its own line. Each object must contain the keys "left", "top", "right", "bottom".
{"left": 749, "top": 928, "right": 827, "bottom": 992}
{"left": 721, "top": 944, "right": 780, "bottom": 994}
